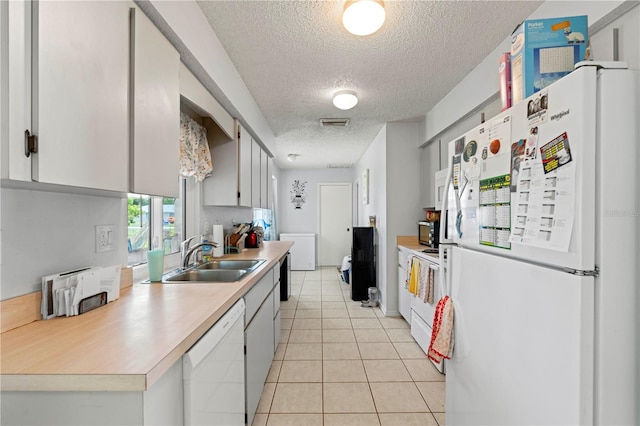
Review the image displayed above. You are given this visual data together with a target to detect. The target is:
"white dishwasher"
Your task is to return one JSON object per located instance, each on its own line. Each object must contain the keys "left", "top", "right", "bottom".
{"left": 183, "top": 299, "right": 245, "bottom": 426}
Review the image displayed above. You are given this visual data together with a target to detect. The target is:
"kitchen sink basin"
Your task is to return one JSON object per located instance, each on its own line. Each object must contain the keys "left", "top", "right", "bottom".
{"left": 143, "top": 259, "right": 266, "bottom": 283}
{"left": 195, "top": 259, "right": 265, "bottom": 271}
{"left": 163, "top": 269, "right": 249, "bottom": 283}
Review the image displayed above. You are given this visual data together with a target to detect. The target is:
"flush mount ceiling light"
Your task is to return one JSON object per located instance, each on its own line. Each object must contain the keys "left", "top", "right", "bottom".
{"left": 287, "top": 154, "right": 299, "bottom": 162}
{"left": 332, "top": 90, "right": 358, "bottom": 110}
{"left": 342, "top": 0, "right": 386, "bottom": 36}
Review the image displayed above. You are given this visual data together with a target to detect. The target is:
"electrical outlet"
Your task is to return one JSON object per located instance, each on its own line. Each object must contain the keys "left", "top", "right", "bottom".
{"left": 96, "top": 225, "right": 115, "bottom": 253}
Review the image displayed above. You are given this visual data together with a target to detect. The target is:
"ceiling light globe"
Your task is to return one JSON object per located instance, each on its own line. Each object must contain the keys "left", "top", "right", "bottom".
{"left": 333, "top": 90, "right": 359, "bottom": 110}
{"left": 343, "top": 0, "right": 386, "bottom": 36}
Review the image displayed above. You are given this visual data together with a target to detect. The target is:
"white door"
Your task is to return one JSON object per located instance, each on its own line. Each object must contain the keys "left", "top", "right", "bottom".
{"left": 318, "top": 183, "right": 352, "bottom": 266}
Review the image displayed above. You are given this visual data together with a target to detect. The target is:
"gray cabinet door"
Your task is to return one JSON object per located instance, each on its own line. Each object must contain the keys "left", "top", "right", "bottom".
{"left": 251, "top": 139, "right": 261, "bottom": 208}
{"left": 130, "top": 7, "right": 180, "bottom": 197}
{"left": 33, "top": 1, "right": 130, "bottom": 191}
{"left": 245, "top": 295, "right": 274, "bottom": 426}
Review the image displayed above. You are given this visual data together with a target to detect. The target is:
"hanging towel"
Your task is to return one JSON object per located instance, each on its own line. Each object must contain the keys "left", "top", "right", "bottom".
{"left": 179, "top": 112, "right": 213, "bottom": 182}
{"left": 425, "top": 267, "right": 435, "bottom": 304}
{"left": 427, "top": 295, "right": 454, "bottom": 363}
{"left": 417, "top": 259, "right": 429, "bottom": 301}
{"left": 405, "top": 257, "right": 412, "bottom": 289}
{"left": 408, "top": 257, "right": 420, "bottom": 295}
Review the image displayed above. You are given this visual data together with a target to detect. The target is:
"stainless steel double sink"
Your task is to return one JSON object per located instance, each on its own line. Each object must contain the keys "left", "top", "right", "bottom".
{"left": 155, "top": 259, "right": 266, "bottom": 283}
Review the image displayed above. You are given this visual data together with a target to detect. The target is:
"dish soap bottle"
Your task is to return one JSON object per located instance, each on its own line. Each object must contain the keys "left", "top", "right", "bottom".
{"left": 202, "top": 221, "right": 213, "bottom": 263}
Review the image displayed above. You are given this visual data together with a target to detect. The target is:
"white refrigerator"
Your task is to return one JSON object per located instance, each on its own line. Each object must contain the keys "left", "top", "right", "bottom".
{"left": 440, "top": 62, "right": 638, "bottom": 425}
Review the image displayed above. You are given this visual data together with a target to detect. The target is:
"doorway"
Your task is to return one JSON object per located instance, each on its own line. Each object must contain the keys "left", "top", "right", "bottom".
{"left": 318, "top": 182, "right": 352, "bottom": 266}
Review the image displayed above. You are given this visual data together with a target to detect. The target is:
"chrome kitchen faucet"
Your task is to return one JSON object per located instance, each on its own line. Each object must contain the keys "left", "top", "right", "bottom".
{"left": 182, "top": 241, "right": 220, "bottom": 269}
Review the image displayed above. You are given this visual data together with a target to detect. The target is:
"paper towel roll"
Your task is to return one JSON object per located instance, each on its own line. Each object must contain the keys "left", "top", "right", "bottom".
{"left": 212, "top": 225, "right": 224, "bottom": 258}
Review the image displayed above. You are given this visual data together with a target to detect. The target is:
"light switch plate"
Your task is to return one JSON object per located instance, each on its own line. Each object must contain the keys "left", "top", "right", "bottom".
{"left": 96, "top": 225, "right": 115, "bottom": 252}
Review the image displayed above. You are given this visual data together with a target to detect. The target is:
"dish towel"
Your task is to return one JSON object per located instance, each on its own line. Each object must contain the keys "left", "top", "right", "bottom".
{"left": 408, "top": 257, "right": 420, "bottom": 295}
{"left": 417, "top": 259, "right": 429, "bottom": 301}
{"left": 427, "top": 295, "right": 454, "bottom": 363}
{"left": 179, "top": 112, "right": 213, "bottom": 182}
{"left": 425, "top": 267, "right": 435, "bottom": 304}
{"left": 405, "top": 257, "right": 412, "bottom": 289}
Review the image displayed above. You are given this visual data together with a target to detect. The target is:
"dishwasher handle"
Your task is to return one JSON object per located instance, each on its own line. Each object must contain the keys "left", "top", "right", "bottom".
{"left": 183, "top": 299, "right": 245, "bottom": 374}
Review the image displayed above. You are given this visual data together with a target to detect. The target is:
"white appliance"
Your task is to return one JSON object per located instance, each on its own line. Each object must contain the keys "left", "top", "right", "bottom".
{"left": 183, "top": 299, "right": 245, "bottom": 426}
{"left": 397, "top": 248, "right": 412, "bottom": 322}
{"left": 440, "top": 62, "right": 638, "bottom": 425}
{"left": 279, "top": 233, "right": 316, "bottom": 270}
{"left": 408, "top": 253, "right": 444, "bottom": 373}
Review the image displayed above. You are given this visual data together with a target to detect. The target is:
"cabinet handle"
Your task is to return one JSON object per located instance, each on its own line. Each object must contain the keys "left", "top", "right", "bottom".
{"left": 25, "top": 130, "right": 38, "bottom": 158}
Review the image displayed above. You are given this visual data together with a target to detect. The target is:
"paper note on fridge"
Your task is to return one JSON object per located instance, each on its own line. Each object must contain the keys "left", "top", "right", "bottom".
{"left": 509, "top": 132, "right": 576, "bottom": 251}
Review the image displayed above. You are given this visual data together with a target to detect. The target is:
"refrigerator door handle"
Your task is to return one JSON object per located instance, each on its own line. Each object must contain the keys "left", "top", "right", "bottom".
{"left": 563, "top": 266, "right": 599, "bottom": 277}
{"left": 439, "top": 159, "right": 454, "bottom": 245}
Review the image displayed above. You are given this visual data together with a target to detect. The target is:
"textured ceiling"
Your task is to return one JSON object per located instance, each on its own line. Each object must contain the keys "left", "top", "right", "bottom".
{"left": 197, "top": 0, "right": 542, "bottom": 169}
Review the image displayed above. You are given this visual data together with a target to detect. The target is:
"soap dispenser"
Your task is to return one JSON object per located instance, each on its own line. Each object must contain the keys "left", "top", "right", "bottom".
{"left": 201, "top": 221, "right": 213, "bottom": 262}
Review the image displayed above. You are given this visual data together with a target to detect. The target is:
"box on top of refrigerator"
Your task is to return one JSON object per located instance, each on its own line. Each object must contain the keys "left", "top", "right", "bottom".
{"left": 510, "top": 15, "right": 588, "bottom": 104}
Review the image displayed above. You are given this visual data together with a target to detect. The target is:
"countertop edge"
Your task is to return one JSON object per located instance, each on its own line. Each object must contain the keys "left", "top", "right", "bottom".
{"left": 0, "top": 374, "right": 147, "bottom": 392}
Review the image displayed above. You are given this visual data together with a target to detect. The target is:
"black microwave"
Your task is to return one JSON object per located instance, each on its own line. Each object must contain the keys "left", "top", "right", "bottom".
{"left": 418, "top": 221, "right": 440, "bottom": 248}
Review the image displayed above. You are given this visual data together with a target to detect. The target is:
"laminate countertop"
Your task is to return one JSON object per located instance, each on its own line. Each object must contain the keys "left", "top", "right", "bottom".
{"left": 396, "top": 236, "right": 439, "bottom": 262}
{"left": 0, "top": 241, "right": 293, "bottom": 392}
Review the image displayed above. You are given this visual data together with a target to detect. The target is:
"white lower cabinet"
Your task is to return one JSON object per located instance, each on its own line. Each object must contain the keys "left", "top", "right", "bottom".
{"left": 243, "top": 265, "right": 280, "bottom": 426}
{"left": 397, "top": 249, "right": 412, "bottom": 323}
{"left": 0, "top": 358, "right": 184, "bottom": 426}
{"left": 398, "top": 265, "right": 412, "bottom": 323}
{"left": 245, "top": 295, "right": 274, "bottom": 426}
{"left": 273, "top": 281, "right": 281, "bottom": 352}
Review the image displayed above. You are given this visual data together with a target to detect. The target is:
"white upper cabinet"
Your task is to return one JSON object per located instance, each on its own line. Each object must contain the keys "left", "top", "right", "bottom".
{"left": 130, "top": 7, "right": 180, "bottom": 197}
{"left": 238, "top": 125, "right": 252, "bottom": 207}
{"left": 260, "top": 149, "right": 268, "bottom": 209}
{"left": 266, "top": 157, "right": 273, "bottom": 209}
{"left": 251, "top": 139, "right": 261, "bottom": 208}
{"left": 2, "top": 2, "right": 180, "bottom": 196}
{"left": 201, "top": 120, "right": 237, "bottom": 206}
{"left": 2, "top": 0, "right": 31, "bottom": 181}
{"left": 202, "top": 120, "right": 252, "bottom": 207}
{"left": 31, "top": 1, "right": 130, "bottom": 191}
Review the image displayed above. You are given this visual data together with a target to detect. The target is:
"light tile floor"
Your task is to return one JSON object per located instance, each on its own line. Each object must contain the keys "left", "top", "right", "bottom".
{"left": 252, "top": 267, "right": 446, "bottom": 426}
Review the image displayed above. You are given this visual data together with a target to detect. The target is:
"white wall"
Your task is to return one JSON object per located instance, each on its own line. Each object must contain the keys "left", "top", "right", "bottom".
{"left": 354, "top": 126, "right": 387, "bottom": 309}
{"left": 202, "top": 206, "right": 253, "bottom": 230}
{"left": 278, "top": 168, "right": 354, "bottom": 235}
{"left": 0, "top": 188, "right": 128, "bottom": 300}
{"left": 353, "top": 123, "right": 422, "bottom": 316}
{"left": 385, "top": 122, "right": 422, "bottom": 315}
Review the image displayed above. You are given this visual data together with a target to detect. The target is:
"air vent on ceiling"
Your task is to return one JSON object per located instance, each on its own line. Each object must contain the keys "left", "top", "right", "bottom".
{"left": 327, "top": 163, "right": 354, "bottom": 169}
{"left": 320, "top": 118, "right": 350, "bottom": 127}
